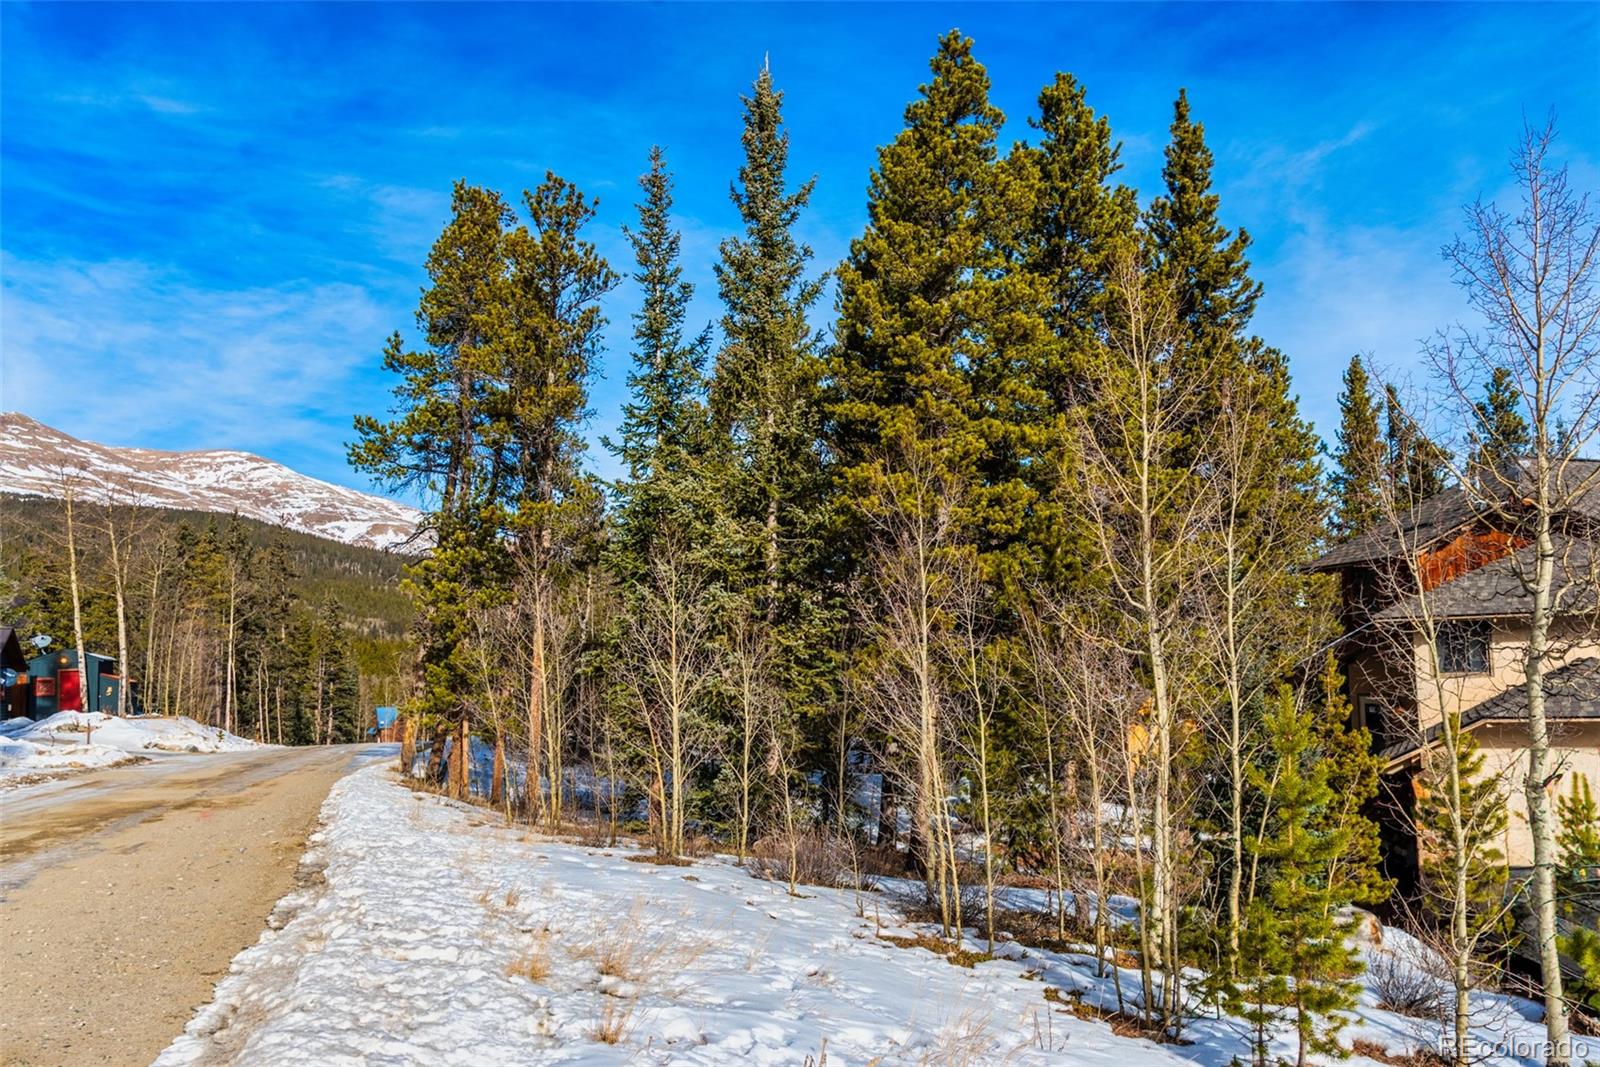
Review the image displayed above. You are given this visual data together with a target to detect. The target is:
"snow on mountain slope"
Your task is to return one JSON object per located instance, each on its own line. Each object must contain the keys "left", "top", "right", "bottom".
{"left": 0, "top": 412, "right": 421, "bottom": 550}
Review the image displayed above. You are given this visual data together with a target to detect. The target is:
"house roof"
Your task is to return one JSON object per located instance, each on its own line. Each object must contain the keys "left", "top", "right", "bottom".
{"left": 1310, "top": 459, "right": 1600, "bottom": 573}
{"left": 1379, "top": 655, "right": 1600, "bottom": 762}
{"left": 1371, "top": 536, "right": 1597, "bottom": 622}
{"left": 1310, "top": 488, "right": 1479, "bottom": 571}
{"left": 0, "top": 627, "right": 25, "bottom": 673}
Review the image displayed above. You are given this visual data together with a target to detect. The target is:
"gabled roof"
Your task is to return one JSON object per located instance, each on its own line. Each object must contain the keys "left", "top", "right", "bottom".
{"left": 0, "top": 627, "right": 25, "bottom": 672}
{"left": 1372, "top": 537, "right": 1597, "bottom": 622}
{"left": 1379, "top": 655, "right": 1600, "bottom": 762}
{"left": 1311, "top": 458, "right": 1600, "bottom": 573}
{"left": 1311, "top": 488, "right": 1479, "bottom": 571}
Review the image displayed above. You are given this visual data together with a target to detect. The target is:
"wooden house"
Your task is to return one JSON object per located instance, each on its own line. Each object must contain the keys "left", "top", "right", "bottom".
{"left": 1309, "top": 462, "right": 1600, "bottom": 890}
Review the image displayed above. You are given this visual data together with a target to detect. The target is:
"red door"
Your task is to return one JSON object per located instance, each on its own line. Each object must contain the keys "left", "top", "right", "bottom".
{"left": 59, "top": 669, "right": 82, "bottom": 712}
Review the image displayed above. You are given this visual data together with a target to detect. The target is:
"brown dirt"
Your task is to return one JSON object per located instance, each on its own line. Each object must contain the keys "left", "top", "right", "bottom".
{"left": 0, "top": 745, "right": 370, "bottom": 1066}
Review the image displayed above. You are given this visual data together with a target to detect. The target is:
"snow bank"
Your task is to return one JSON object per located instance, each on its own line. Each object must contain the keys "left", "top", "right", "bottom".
{"left": 157, "top": 763, "right": 1589, "bottom": 1067}
{"left": 0, "top": 712, "right": 264, "bottom": 786}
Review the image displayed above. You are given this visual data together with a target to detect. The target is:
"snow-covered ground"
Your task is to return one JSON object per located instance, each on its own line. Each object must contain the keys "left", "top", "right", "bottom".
{"left": 0, "top": 712, "right": 265, "bottom": 787}
{"left": 157, "top": 762, "right": 1587, "bottom": 1067}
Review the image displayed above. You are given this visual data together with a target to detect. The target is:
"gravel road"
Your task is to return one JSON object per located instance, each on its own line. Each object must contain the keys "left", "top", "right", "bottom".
{"left": 0, "top": 745, "right": 382, "bottom": 1066}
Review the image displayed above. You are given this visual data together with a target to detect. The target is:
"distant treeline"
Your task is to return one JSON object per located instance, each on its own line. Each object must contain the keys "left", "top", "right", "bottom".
{"left": 2, "top": 493, "right": 413, "bottom": 742}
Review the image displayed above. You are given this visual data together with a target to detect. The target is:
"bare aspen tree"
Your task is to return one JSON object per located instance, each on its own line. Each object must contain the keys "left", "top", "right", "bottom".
{"left": 1020, "top": 641, "right": 1072, "bottom": 942}
{"left": 1419, "top": 119, "right": 1599, "bottom": 1064}
{"left": 1366, "top": 467, "right": 1524, "bottom": 1067}
{"left": 945, "top": 554, "right": 1002, "bottom": 951}
{"left": 98, "top": 490, "right": 152, "bottom": 718}
{"left": 1075, "top": 249, "right": 1219, "bottom": 1032}
{"left": 1200, "top": 388, "right": 1328, "bottom": 970}
{"left": 54, "top": 468, "right": 92, "bottom": 737}
{"left": 618, "top": 541, "right": 719, "bottom": 860}
{"left": 724, "top": 609, "right": 778, "bottom": 862}
{"left": 854, "top": 443, "right": 967, "bottom": 939}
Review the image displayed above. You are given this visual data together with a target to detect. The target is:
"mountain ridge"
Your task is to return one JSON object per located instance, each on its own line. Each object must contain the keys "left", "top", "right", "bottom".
{"left": 0, "top": 412, "right": 422, "bottom": 551}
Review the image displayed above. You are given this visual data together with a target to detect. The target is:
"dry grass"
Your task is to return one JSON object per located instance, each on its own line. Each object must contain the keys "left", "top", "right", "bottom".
{"left": 748, "top": 830, "right": 880, "bottom": 892}
{"left": 503, "top": 885, "right": 521, "bottom": 908}
{"left": 916, "top": 1005, "right": 1017, "bottom": 1066}
{"left": 879, "top": 931, "right": 994, "bottom": 969}
{"left": 588, "top": 998, "right": 636, "bottom": 1045}
{"left": 626, "top": 851, "right": 694, "bottom": 867}
{"left": 569, "top": 903, "right": 713, "bottom": 990}
{"left": 506, "top": 932, "right": 552, "bottom": 983}
{"left": 1040, "top": 986, "right": 1191, "bottom": 1044}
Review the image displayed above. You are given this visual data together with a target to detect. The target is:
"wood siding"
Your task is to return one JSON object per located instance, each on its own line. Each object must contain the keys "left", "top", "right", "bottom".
{"left": 1417, "top": 526, "right": 1522, "bottom": 592}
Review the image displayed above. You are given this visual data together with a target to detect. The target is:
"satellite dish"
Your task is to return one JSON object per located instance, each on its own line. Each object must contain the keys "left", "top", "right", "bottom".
{"left": 29, "top": 634, "right": 51, "bottom": 650}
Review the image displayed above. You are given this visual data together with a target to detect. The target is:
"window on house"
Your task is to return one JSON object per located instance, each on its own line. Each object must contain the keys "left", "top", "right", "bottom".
{"left": 1437, "top": 620, "right": 1491, "bottom": 674}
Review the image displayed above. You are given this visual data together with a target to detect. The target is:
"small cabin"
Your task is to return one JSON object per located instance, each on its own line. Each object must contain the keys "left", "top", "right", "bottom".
{"left": 26, "top": 649, "right": 122, "bottom": 719}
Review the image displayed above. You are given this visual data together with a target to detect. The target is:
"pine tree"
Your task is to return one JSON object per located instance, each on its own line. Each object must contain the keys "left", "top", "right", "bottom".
{"left": 1146, "top": 89, "right": 1260, "bottom": 347}
{"left": 709, "top": 61, "right": 827, "bottom": 621}
{"left": 1314, "top": 655, "right": 1391, "bottom": 914}
{"left": 608, "top": 145, "right": 711, "bottom": 584}
{"left": 350, "top": 182, "right": 516, "bottom": 733}
{"left": 1555, "top": 775, "right": 1600, "bottom": 1018}
{"left": 1331, "top": 354, "right": 1384, "bottom": 541}
{"left": 1009, "top": 74, "right": 1138, "bottom": 589}
{"left": 502, "top": 171, "right": 617, "bottom": 818}
{"left": 829, "top": 30, "right": 1004, "bottom": 556}
{"left": 1470, "top": 366, "right": 1531, "bottom": 485}
{"left": 1239, "top": 687, "right": 1371, "bottom": 1067}
{"left": 704, "top": 62, "right": 839, "bottom": 749}
{"left": 1385, "top": 384, "right": 1449, "bottom": 503}
{"left": 1020, "top": 72, "right": 1137, "bottom": 382}
{"left": 1415, "top": 716, "right": 1512, "bottom": 1066}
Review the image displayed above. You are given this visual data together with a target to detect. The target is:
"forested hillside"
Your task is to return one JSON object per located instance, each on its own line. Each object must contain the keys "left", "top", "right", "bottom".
{"left": 2, "top": 493, "right": 412, "bottom": 744}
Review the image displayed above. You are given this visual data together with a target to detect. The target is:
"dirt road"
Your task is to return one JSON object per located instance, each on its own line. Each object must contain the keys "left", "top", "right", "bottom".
{"left": 0, "top": 745, "right": 381, "bottom": 1066}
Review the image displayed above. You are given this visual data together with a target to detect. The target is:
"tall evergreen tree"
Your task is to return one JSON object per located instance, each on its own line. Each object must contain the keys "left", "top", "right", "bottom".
{"left": 830, "top": 31, "right": 1015, "bottom": 567}
{"left": 608, "top": 147, "right": 711, "bottom": 582}
{"left": 501, "top": 171, "right": 617, "bottom": 814}
{"left": 350, "top": 182, "right": 515, "bottom": 731}
{"left": 706, "top": 62, "right": 838, "bottom": 739}
{"left": 1146, "top": 89, "right": 1260, "bottom": 351}
{"left": 710, "top": 61, "right": 827, "bottom": 621}
{"left": 1385, "top": 384, "right": 1450, "bottom": 503}
{"left": 1331, "top": 354, "right": 1384, "bottom": 541}
{"left": 996, "top": 71, "right": 1135, "bottom": 593}
{"left": 1470, "top": 365, "right": 1531, "bottom": 484}
{"left": 1145, "top": 89, "right": 1323, "bottom": 519}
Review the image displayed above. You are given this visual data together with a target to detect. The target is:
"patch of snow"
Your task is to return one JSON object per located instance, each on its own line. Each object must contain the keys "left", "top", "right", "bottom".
{"left": 157, "top": 763, "right": 1590, "bottom": 1066}
{"left": 0, "top": 712, "right": 266, "bottom": 787}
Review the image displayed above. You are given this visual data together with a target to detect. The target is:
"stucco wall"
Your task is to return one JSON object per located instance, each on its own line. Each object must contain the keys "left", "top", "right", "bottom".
{"left": 1474, "top": 721, "right": 1600, "bottom": 868}
{"left": 1411, "top": 618, "right": 1599, "bottom": 734}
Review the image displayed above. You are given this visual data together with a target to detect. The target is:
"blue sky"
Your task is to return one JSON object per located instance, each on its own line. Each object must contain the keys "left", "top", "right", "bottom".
{"left": 3, "top": 3, "right": 1596, "bottom": 502}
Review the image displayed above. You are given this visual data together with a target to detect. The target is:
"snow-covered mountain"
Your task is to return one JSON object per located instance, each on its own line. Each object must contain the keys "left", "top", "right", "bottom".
{"left": 0, "top": 412, "right": 422, "bottom": 551}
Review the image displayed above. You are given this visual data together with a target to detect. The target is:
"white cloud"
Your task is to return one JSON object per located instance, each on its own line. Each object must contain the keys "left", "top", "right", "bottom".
{"left": 0, "top": 253, "right": 395, "bottom": 486}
